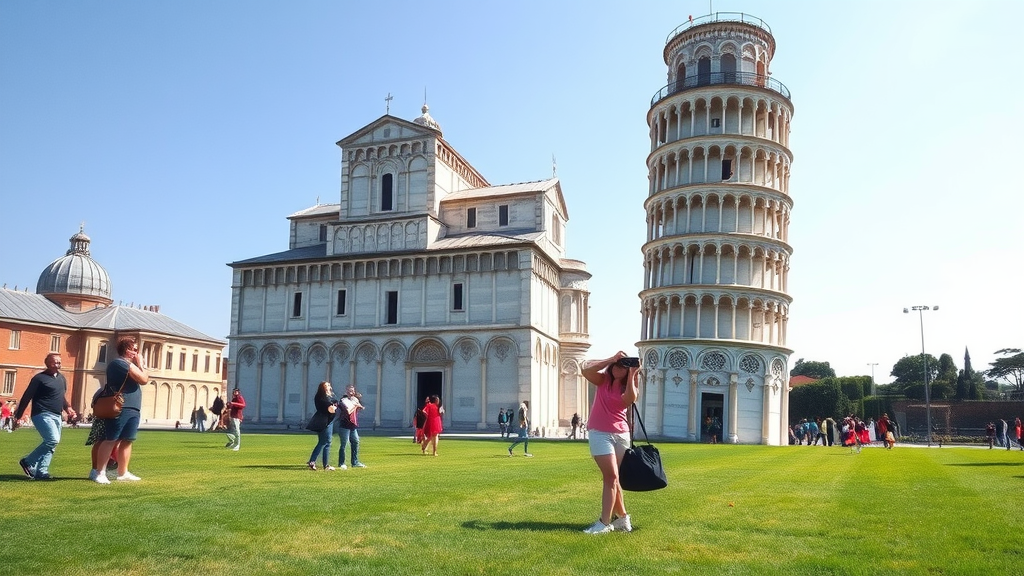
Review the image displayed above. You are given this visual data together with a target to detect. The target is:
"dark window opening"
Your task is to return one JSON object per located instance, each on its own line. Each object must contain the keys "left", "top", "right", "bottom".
{"left": 292, "top": 292, "right": 303, "bottom": 317}
{"left": 381, "top": 174, "right": 394, "bottom": 211}
{"left": 697, "top": 57, "right": 711, "bottom": 86}
{"left": 98, "top": 343, "right": 107, "bottom": 363}
{"left": 336, "top": 289, "right": 347, "bottom": 315}
{"left": 499, "top": 205, "right": 509, "bottom": 226}
{"left": 453, "top": 283, "right": 464, "bottom": 311}
{"left": 711, "top": 118, "right": 721, "bottom": 128}
{"left": 721, "top": 159, "right": 733, "bottom": 181}
{"left": 386, "top": 291, "right": 398, "bottom": 324}
{"left": 319, "top": 224, "right": 328, "bottom": 242}
{"left": 467, "top": 207, "right": 477, "bottom": 229}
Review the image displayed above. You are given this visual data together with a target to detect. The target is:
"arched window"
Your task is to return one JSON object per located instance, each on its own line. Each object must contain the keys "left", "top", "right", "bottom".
{"left": 721, "top": 54, "right": 737, "bottom": 83}
{"left": 697, "top": 57, "right": 711, "bottom": 86}
{"left": 675, "top": 63, "right": 687, "bottom": 91}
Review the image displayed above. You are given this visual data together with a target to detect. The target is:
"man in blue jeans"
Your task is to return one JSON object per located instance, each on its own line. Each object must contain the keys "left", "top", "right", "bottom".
{"left": 15, "top": 353, "right": 77, "bottom": 480}
{"left": 337, "top": 384, "right": 366, "bottom": 469}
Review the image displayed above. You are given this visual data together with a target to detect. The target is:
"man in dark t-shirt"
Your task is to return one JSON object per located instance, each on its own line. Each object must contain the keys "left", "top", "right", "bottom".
{"left": 16, "top": 353, "right": 76, "bottom": 480}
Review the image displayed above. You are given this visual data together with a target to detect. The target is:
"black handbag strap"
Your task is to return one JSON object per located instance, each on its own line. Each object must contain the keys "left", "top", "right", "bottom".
{"left": 628, "top": 403, "right": 652, "bottom": 447}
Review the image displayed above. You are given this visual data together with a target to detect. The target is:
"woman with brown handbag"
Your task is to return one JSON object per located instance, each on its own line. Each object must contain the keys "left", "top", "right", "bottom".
{"left": 91, "top": 337, "right": 149, "bottom": 484}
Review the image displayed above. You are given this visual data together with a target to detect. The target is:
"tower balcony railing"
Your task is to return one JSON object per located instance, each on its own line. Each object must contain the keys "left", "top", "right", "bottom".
{"left": 651, "top": 71, "right": 791, "bottom": 106}
{"left": 666, "top": 12, "right": 771, "bottom": 44}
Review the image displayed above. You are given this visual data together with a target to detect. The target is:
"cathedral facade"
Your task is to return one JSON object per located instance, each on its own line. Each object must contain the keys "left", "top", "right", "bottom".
{"left": 227, "top": 107, "right": 591, "bottom": 433}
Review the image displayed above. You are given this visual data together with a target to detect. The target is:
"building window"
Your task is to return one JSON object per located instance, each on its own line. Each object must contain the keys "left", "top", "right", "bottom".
{"left": 179, "top": 352, "right": 186, "bottom": 372}
{"left": 467, "top": 207, "right": 476, "bottom": 229}
{"left": 499, "top": 205, "right": 509, "bottom": 226}
{"left": 166, "top": 351, "right": 173, "bottom": 370}
{"left": 721, "top": 159, "right": 733, "bottom": 180}
{"left": 49, "top": 335, "right": 60, "bottom": 353}
{"left": 97, "top": 343, "right": 107, "bottom": 363}
{"left": 381, "top": 173, "right": 394, "bottom": 211}
{"left": 292, "top": 292, "right": 303, "bottom": 318}
{"left": 386, "top": 291, "right": 398, "bottom": 325}
{"left": 452, "top": 283, "right": 464, "bottom": 311}
{"left": 319, "top": 224, "right": 328, "bottom": 242}
{"left": 9, "top": 330, "right": 21, "bottom": 350}
{"left": 192, "top": 353, "right": 199, "bottom": 372}
{"left": 205, "top": 354, "right": 211, "bottom": 373}
{"left": 551, "top": 215, "right": 561, "bottom": 246}
{"left": 336, "top": 289, "right": 347, "bottom": 315}
{"left": 2, "top": 371, "right": 14, "bottom": 395}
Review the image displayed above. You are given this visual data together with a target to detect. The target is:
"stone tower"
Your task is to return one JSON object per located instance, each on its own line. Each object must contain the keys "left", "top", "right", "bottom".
{"left": 638, "top": 13, "right": 794, "bottom": 445}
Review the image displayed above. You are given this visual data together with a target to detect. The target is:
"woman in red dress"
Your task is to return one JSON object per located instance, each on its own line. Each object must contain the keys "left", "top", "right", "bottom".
{"left": 420, "top": 395, "right": 443, "bottom": 456}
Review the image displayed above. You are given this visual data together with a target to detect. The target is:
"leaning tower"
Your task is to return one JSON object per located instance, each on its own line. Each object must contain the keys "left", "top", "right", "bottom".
{"left": 638, "top": 13, "right": 794, "bottom": 445}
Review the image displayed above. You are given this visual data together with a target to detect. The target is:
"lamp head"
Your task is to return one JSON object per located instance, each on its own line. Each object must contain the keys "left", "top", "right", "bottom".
{"left": 903, "top": 308, "right": 909, "bottom": 314}
{"left": 932, "top": 306, "right": 939, "bottom": 311}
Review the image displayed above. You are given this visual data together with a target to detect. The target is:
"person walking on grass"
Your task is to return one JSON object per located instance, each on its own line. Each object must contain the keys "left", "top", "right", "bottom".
{"left": 507, "top": 400, "right": 532, "bottom": 457}
{"left": 16, "top": 353, "right": 77, "bottom": 480}
{"left": 580, "top": 352, "right": 639, "bottom": 534}
{"left": 420, "top": 394, "right": 443, "bottom": 456}
{"left": 306, "top": 381, "right": 338, "bottom": 471}
{"left": 225, "top": 388, "right": 245, "bottom": 451}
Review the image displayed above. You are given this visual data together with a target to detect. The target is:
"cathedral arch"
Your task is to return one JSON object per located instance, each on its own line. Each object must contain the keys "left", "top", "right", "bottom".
{"left": 307, "top": 343, "right": 329, "bottom": 366}
{"left": 409, "top": 338, "right": 449, "bottom": 364}
{"left": 354, "top": 341, "right": 380, "bottom": 364}
{"left": 381, "top": 340, "right": 407, "bottom": 365}
{"left": 260, "top": 344, "right": 282, "bottom": 365}
{"left": 453, "top": 337, "right": 482, "bottom": 364}
{"left": 330, "top": 342, "right": 352, "bottom": 364}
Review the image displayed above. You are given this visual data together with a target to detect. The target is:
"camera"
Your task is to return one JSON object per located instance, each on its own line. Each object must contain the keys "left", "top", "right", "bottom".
{"left": 618, "top": 357, "right": 640, "bottom": 368}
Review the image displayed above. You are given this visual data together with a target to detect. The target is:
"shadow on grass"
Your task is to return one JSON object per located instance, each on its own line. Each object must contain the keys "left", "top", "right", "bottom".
{"left": 240, "top": 464, "right": 306, "bottom": 470}
{"left": 945, "top": 462, "right": 1024, "bottom": 467}
{"left": 461, "top": 519, "right": 585, "bottom": 532}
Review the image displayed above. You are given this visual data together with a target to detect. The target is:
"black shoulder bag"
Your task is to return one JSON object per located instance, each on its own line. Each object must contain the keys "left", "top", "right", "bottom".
{"left": 618, "top": 404, "right": 668, "bottom": 492}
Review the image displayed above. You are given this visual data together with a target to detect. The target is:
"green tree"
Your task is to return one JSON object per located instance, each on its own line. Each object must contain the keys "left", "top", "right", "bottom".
{"left": 790, "top": 359, "right": 836, "bottom": 379}
{"left": 935, "top": 353, "right": 958, "bottom": 386}
{"left": 890, "top": 354, "right": 939, "bottom": 387}
{"left": 987, "top": 348, "right": 1024, "bottom": 399}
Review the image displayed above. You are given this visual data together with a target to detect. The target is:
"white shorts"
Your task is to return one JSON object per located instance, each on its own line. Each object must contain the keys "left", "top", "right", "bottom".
{"left": 588, "top": 430, "right": 630, "bottom": 457}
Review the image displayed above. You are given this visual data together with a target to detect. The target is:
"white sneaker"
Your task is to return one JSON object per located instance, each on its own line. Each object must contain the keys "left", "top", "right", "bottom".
{"left": 583, "top": 520, "right": 614, "bottom": 534}
{"left": 94, "top": 474, "right": 111, "bottom": 485}
{"left": 352, "top": 462, "right": 366, "bottom": 468}
{"left": 339, "top": 464, "right": 347, "bottom": 470}
{"left": 611, "top": 514, "right": 632, "bottom": 533}
{"left": 524, "top": 453, "right": 533, "bottom": 458}
{"left": 116, "top": 472, "right": 142, "bottom": 482}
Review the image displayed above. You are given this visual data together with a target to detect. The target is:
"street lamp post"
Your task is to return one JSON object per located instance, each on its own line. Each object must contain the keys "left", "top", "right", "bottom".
{"left": 867, "top": 363, "right": 878, "bottom": 396}
{"left": 903, "top": 305, "right": 939, "bottom": 446}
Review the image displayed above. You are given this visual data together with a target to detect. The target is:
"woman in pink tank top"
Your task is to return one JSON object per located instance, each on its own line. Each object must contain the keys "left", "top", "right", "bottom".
{"left": 580, "top": 351, "right": 639, "bottom": 534}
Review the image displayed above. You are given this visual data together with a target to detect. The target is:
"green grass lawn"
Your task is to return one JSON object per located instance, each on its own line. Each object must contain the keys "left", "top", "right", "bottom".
{"left": 2, "top": 428, "right": 1021, "bottom": 576}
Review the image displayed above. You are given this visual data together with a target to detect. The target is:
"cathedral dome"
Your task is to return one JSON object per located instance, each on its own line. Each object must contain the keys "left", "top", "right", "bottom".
{"left": 36, "top": 228, "right": 112, "bottom": 309}
{"left": 412, "top": 104, "right": 442, "bottom": 134}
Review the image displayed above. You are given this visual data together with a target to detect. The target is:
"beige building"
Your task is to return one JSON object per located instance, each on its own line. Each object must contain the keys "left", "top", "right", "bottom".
{"left": 0, "top": 229, "right": 225, "bottom": 423}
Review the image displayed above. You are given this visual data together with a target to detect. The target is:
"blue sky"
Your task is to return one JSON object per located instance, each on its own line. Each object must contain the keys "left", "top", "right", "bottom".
{"left": 2, "top": 1, "right": 1021, "bottom": 384}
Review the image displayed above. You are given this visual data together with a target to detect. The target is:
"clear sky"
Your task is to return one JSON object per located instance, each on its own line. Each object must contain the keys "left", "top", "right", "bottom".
{"left": 2, "top": 1, "right": 1021, "bottom": 384}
